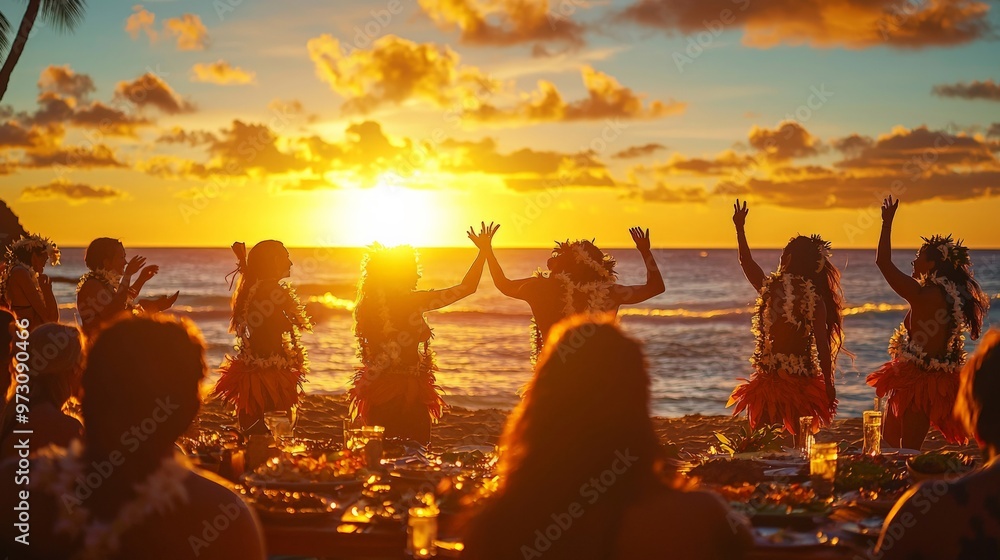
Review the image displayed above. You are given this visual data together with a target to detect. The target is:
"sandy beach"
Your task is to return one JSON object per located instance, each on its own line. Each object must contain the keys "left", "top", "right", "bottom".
{"left": 196, "top": 393, "right": 979, "bottom": 456}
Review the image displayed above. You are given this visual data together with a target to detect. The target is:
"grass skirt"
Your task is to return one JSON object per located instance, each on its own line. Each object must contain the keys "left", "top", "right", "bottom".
{"left": 348, "top": 365, "right": 446, "bottom": 427}
{"left": 866, "top": 359, "right": 968, "bottom": 444}
{"left": 727, "top": 368, "right": 836, "bottom": 435}
{"left": 212, "top": 356, "right": 304, "bottom": 417}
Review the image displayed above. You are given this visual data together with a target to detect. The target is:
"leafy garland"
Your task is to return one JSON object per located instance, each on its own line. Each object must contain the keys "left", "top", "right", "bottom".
{"left": 355, "top": 289, "right": 436, "bottom": 377}
{"left": 230, "top": 279, "right": 312, "bottom": 371}
{"left": 750, "top": 272, "right": 822, "bottom": 377}
{"left": 921, "top": 234, "right": 971, "bottom": 269}
{"left": 888, "top": 273, "right": 967, "bottom": 372}
{"left": 529, "top": 271, "right": 615, "bottom": 363}
{"left": 76, "top": 269, "right": 136, "bottom": 310}
{"left": 29, "top": 440, "right": 191, "bottom": 560}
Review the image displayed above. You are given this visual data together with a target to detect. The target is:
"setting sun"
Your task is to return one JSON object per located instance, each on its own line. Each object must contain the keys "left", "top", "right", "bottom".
{"left": 333, "top": 179, "right": 447, "bottom": 247}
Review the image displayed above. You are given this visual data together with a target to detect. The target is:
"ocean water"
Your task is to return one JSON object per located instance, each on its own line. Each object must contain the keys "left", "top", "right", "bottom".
{"left": 47, "top": 247, "right": 1000, "bottom": 418}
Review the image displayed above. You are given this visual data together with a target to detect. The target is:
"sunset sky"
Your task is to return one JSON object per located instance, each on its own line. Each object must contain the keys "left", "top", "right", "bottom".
{"left": 0, "top": 0, "right": 998, "bottom": 248}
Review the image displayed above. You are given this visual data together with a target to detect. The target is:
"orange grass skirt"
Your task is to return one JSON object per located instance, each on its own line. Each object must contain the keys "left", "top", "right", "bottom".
{"left": 348, "top": 366, "right": 445, "bottom": 425}
{"left": 866, "top": 359, "right": 968, "bottom": 444}
{"left": 727, "top": 368, "right": 836, "bottom": 435}
{"left": 212, "top": 357, "right": 304, "bottom": 417}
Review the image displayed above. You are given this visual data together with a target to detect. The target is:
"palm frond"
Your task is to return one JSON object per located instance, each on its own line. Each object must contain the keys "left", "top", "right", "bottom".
{"left": 41, "top": 0, "right": 86, "bottom": 32}
{"left": 0, "top": 12, "right": 10, "bottom": 53}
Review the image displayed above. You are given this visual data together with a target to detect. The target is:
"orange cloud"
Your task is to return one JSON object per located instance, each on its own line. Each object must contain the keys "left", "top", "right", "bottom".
{"left": 191, "top": 61, "right": 256, "bottom": 85}
{"left": 21, "top": 180, "right": 125, "bottom": 203}
{"left": 466, "top": 66, "right": 685, "bottom": 124}
{"left": 612, "top": 143, "right": 667, "bottom": 159}
{"left": 748, "top": 122, "right": 822, "bottom": 160}
{"left": 307, "top": 34, "right": 497, "bottom": 114}
{"left": 617, "top": 0, "right": 992, "bottom": 49}
{"left": 22, "top": 144, "right": 125, "bottom": 169}
{"left": 165, "top": 14, "right": 209, "bottom": 51}
{"left": 125, "top": 5, "right": 157, "bottom": 43}
{"left": 114, "top": 73, "right": 195, "bottom": 114}
{"left": 417, "top": 0, "right": 586, "bottom": 46}
{"left": 0, "top": 121, "right": 44, "bottom": 149}
{"left": 933, "top": 79, "right": 1000, "bottom": 101}
{"left": 38, "top": 65, "right": 95, "bottom": 100}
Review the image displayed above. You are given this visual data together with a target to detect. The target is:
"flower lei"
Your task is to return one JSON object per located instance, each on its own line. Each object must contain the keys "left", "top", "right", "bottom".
{"left": 29, "top": 440, "right": 191, "bottom": 560}
{"left": 77, "top": 269, "right": 136, "bottom": 310}
{"left": 750, "top": 272, "right": 822, "bottom": 377}
{"left": 231, "top": 279, "right": 312, "bottom": 371}
{"left": 887, "top": 273, "right": 967, "bottom": 372}
{"left": 355, "top": 289, "right": 435, "bottom": 377}
{"left": 921, "top": 234, "right": 970, "bottom": 269}
{"left": 529, "top": 271, "right": 615, "bottom": 363}
{"left": 6, "top": 234, "right": 61, "bottom": 266}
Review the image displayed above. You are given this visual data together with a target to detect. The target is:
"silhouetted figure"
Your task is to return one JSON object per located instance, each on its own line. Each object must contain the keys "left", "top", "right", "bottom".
{"left": 349, "top": 226, "right": 488, "bottom": 444}
{"left": 76, "top": 238, "right": 177, "bottom": 336}
{"left": 0, "top": 309, "right": 16, "bottom": 405}
{"left": 0, "top": 316, "right": 265, "bottom": 560}
{"left": 867, "top": 196, "right": 989, "bottom": 449}
{"left": 727, "top": 200, "right": 845, "bottom": 443}
{"left": 482, "top": 224, "right": 664, "bottom": 362}
{"left": 214, "top": 241, "right": 312, "bottom": 434}
{"left": 0, "top": 324, "right": 83, "bottom": 459}
{"left": 1, "top": 234, "right": 60, "bottom": 330}
{"left": 876, "top": 328, "right": 1000, "bottom": 559}
{"left": 464, "top": 315, "right": 752, "bottom": 560}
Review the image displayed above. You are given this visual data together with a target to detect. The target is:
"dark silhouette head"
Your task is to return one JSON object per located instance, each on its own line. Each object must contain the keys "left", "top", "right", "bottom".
{"left": 956, "top": 328, "right": 1000, "bottom": 452}
{"left": 9, "top": 235, "right": 59, "bottom": 274}
{"left": 915, "top": 235, "right": 989, "bottom": 340}
{"left": 546, "top": 240, "right": 616, "bottom": 283}
{"left": 82, "top": 316, "right": 205, "bottom": 458}
{"left": 464, "top": 315, "right": 661, "bottom": 560}
{"left": 358, "top": 243, "right": 420, "bottom": 294}
{"left": 84, "top": 237, "right": 125, "bottom": 273}
{"left": 24, "top": 323, "right": 84, "bottom": 407}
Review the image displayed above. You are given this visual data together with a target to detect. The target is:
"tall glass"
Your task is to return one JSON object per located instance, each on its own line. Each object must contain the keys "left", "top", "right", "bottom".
{"left": 345, "top": 425, "right": 385, "bottom": 467}
{"left": 798, "top": 416, "right": 815, "bottom": 458}
{"left": 810, "top": 443, "right": 838, "bottom": 498}
{"left": 863, "top": 410, "right": 883, "bottom": 456}
{"left": 407, "top": 502, "right": 439, "bottom": 558}
{"left": 263, "top": 411, "right": 293, "bottom": 449}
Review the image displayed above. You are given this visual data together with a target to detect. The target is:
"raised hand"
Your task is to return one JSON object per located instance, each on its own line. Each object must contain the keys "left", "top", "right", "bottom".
{"left": 733, "top": 199, "right": 749, "bottom": 229}
{"left": 138, "top": 265, "right": 159, "bottom": 284}
{"left": 38, "top": 274, "right": 52, "bottom": 290}
{"left": 124, "top": 255, "right": 147, "bottom": 276}
{"left": 468, "top": 221, "right": 500, "bottom": 250}
{"left": 881, "top": 196, "right": 899, "bottom": 224}
{"left": 629, "top": 226, "right": 651, "bottom": 253}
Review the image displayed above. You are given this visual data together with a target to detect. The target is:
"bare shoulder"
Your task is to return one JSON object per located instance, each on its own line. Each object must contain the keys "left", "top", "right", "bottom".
{"left": 181, "top": 469, "right": 265, "bottom": 559}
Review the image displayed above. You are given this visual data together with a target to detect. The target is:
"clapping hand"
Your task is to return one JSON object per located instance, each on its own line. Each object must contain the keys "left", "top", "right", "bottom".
{"left": 733, "top": 199, "right": 749, "bottom": 229}
{"left": 881, "top": 196, "right": 899, "bottom": 224}
{"left": 137, "top": 265, "right": 159, "bottom": 284}
{"left": 630, "top": 226, "right": 651, "bottom": 253}
{"left": 124, "top": 255, "right": 146, "bottom": 276}
{"left": 468, "top": 221, "right": 500, "bottom": 250}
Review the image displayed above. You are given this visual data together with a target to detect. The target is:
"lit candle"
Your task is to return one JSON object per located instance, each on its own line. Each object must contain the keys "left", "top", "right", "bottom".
{"left": 809, "top": 442, "right": 838, "bottom": 497}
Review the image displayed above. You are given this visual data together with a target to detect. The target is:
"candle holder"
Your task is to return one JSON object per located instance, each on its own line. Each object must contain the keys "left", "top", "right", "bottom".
{"left": 407, "top": 498, "right": 439, "bottom": 558}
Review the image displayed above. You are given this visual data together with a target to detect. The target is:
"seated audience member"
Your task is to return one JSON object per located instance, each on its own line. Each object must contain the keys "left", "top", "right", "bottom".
{"left": 463, "top": 315, "right": 753, "bottom": 560}
{"left": 0, "top": 316, "right": 265, "bottom": 560}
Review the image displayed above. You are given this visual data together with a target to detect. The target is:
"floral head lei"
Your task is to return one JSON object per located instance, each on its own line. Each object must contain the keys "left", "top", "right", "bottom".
{"left": 920, "top": 234, "right": 971, "bottom": 269}
{"left": 551, "top": 240, "right": 616, "bottom": 283}
{"left": 807, "top": 234, "right": 832, "bottom": 273}
{"left": 5, "top": 234, "right": 61, "bottom": 267}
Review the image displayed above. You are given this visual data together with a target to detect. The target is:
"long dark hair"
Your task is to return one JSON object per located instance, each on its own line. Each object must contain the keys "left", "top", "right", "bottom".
{"left": 463, "top": 315, "right": 665, "bottom": 560}
{"left": 921, "top": 235, "right": 990, "bottom": 340}
{"left": 229, "top": 240, "right": 288, "bottom": 333}
{"left": 780, "top": 235, "right": 848, "bottom": 361}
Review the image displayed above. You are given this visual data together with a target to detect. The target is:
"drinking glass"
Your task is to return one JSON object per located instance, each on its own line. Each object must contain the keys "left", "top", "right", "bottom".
{"left": 407, "top": 497, "right": 439, "bottom": 558}
{"left": 809, "top": 442, "right": 838, "bottom": 498}
{"left": 263, "top": 411, "right": 293, "bottom": 449}
{"left": 798, "top": 416, "right": 815, "bottom": 458}
{"left": 863, "top": 410, "right": 883, "bottom": 456}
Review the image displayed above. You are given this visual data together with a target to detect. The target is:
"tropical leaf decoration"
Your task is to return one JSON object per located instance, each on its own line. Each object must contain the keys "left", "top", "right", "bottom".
{"left": 714, "top": 425, "right": 785, "bottom": 454}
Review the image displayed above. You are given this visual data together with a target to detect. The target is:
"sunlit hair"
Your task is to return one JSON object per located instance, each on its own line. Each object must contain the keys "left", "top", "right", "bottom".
{"left": 547, "top": 240, "right": 617, "bottom": 283}
{"left": 779, "top": 235, "right": 848, "bottom": 362}
{"left": 353, "top": 244, "right": 422, "bottom": 361}
{"left": 919, "top": 235, "right": 989, "bottom": 340}
{"left": 1, "top": 324, "right": 84, "bottom": 445}
{"left": 82, "top": 315, "right": 205, "bottom": 455}
{"left": 955, "top": 328, "right": 1000, "bottom": 449}
{"left": 83, "top": 237, "right": 123, "bottom": 271}
{"left": 229, "top": 240, "right": 288, "bottom": 333}
{"left": 464, "top": 315, "right": 667, "bottom": 560}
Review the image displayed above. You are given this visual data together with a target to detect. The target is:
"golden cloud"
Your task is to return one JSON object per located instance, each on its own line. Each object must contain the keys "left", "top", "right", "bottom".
{"left": 612, "top": 143, "right": 667, "bottom": 159}
{"left": 417, "top": 0, "right": 586, "bottom": 46}
{"left": 114, "top": 73, "right": 195, "bottom": 114}
{"left": 38, "top": 65, "right": 95, "bottom": 100}
{"left": 165, "top": 13, "right": 209, "bottom": 51}
{"left": 191, "top": 61, "right": 256, "bottom": 85}
{"left": 748, "top": 122, "right": 822, "bottom": 161}
{"left": 125, "top": 4, "right": 157, "bottom": 43}
{"left": 617, "top": 0, "right": 992, "bottom": 49}
{"left": 21, "top": 179, "right": 126, "bottom": 203}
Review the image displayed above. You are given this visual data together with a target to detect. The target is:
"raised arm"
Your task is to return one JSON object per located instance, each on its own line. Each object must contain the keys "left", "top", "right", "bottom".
{"left": 481, "top": 223, "right": 535, "bottom": 300}
{"left": 613, "top": 227, "right": 665, "bottom": 305}
{"left": 78, "top": 256, "right": 144, "bottom": 328}
{"left": 875, "top": 196, "right": 921, "bottom": 302}
{"left": 733, "top": 199, "right": 765, "bottom": 292}
{"left": 412, "top": 224, "right": 490, "bottom": 312}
